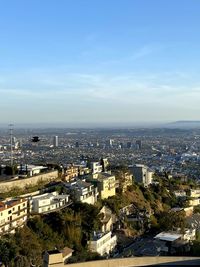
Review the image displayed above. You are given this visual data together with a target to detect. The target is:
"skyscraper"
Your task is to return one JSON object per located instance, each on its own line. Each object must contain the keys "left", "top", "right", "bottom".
{"left": 127, "top": 142, "right": 132, "bottom": 149}
{"left": 53, "top": 136, "right": 58, "bottom": 147}
{"left": 136, "top": 140, "right": 142, "bottom": 150}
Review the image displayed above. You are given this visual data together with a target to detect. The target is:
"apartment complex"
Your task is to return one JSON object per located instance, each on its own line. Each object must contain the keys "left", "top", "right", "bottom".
{"left": 64, "top": 179, "right": 98, "bottom": 205}
{"left": 64, "top": 164, "right": 79, "bottom": 181}
{"left": 0, "top": 198, "right": 28, "bottom": 235}
{"left": 91, "top": 162, "right": 103, "bottom": 174}
{"left": 86, "top": 172, "right": 116, "bottom": 199}
{"left": 30, "top": 191, "right": 70, "bottom": 214}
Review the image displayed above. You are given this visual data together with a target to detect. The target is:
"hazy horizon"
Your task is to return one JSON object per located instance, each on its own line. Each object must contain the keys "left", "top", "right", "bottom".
{"left": 1, "top": 120, "right": 200, "bottom": 130}
{"left": 1, "top": 0, "right": 200, "bottom": 123}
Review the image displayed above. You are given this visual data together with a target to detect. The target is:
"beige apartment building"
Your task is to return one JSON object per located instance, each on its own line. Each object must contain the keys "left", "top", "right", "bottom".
{"left": 86, "top": 172, "right": 116, "bottom": 199}
{"left": 0, "top": 198, "right": 28, "bottom": 235}
{"left": 64, "top": 164, "right": 79, "bottom": 181}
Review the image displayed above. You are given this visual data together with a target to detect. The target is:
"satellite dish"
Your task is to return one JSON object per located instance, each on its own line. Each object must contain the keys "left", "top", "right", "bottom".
{"left": 31, "top": 136, "right": 40, "bottom": 142}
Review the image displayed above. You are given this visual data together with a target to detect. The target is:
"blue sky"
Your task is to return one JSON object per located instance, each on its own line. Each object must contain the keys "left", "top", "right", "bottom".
{"left": 0, "top": 0, "right": 200, "bottom": 126}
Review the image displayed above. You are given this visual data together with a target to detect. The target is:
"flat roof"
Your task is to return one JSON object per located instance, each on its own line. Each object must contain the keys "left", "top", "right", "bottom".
{"left": 155, "top": 232, "right": 182, "bottom": 242}
{"left": 19, "top": 165, "right": 47, "bottom": 171}
{"left": 47, "top": 249, "right": 61, "bottom": 255}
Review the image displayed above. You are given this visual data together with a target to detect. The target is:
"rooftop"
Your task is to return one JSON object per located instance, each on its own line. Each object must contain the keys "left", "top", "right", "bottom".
{"left": 155, "top": 232, "right": 182, "bottom": 242}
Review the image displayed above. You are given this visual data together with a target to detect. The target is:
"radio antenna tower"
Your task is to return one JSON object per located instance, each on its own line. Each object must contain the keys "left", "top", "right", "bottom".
{"left": 9, "top": 124, "right": 14, "bottom": 166}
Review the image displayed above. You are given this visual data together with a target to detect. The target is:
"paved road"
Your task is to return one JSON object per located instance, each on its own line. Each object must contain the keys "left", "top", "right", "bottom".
{"left": 115, "top": 236, "right": 161, "bottom": 258}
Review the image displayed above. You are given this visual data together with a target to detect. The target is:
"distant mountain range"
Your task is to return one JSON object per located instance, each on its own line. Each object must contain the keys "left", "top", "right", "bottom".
{"left": 167, "top": 121, "right": 200, "bottom": 128}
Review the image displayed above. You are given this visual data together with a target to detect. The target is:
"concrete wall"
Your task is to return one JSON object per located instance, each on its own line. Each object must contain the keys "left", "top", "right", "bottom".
{"left": 0, "top": 170, "right": 58, "bottom": 192}
{"left": 67, "top": 257, "right": 200, "bottom": 267}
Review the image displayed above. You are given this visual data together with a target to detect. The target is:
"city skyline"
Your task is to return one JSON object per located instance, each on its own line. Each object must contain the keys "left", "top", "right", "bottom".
{"left": 1, "top": 0, "right": 200, "bottom": 125}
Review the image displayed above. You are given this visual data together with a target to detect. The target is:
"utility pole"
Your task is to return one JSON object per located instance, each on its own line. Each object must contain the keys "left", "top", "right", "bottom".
{"left": 9, "top": 124, "right": 14, "bottom": 167}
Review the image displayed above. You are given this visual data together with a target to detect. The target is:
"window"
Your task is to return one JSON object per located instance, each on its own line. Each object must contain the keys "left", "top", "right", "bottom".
{"left": 8, "top": 210, "right": 11, "bottom": 214}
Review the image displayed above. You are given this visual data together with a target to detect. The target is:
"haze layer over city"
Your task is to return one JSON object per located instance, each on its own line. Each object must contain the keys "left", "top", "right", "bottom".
{"left": 1, "top": 1, "right": 200, "bottom": 267}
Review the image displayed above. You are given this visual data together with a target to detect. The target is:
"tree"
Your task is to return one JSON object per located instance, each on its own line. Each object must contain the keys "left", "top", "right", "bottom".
{"left": 0, "top": 241, "right": 10, "bottom": 267}
{"left": 157, "top": 210, "right": 186, "bottom": 232}
{"left": 14, "top": 226, "right": 42, "bottom": 266}
{"left": 14, "top": 255, "right": 29, "bottom": 267}
{"left": 44, "top": 210, "right": 82, "bottom": 250}
{"left": 4, "top": 165, "right": 18, "bottom": 176}
{"left": 194, "top": 205, "right": 200, "bottom": 214}
{"left": 0, "top": 239, "right": 16, "bottom": 267}
{"left": 28, "top": 216, "right": 64, "bottom": 250}
{"left": 73, "top": 202, "right": 102, "bottom": 237}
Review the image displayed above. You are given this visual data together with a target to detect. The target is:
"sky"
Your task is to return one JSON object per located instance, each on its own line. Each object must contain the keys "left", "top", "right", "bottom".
{"left": 0, "top": 0, "right": 200, "bottom": 126}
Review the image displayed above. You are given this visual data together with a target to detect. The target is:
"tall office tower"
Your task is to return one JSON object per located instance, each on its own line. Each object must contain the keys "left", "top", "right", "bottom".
{"left": 95, "top": 141, "right": 99, "bottom": 147}
{"left": 53, "top": 136, "right": 58, "bottom": 147}
{"left": 19, "top": 139, "right": 23, "bottom": 148}
{"left": 119, "top": 142, "right": 124, "bottom": 149}
{"left": 127, "top": 142, "right": 132, "bottom": 149}
{"left": 136, "top": 140, "right": 142, "bottom": 150}
{"left": 109, "top": 139, "right": 114, "bottom": 147}
{"left": 75, "top": 141, "right": 79, "bottom": 148}
{"left": 106, "top": 139, "right": 114, "bottom": 148}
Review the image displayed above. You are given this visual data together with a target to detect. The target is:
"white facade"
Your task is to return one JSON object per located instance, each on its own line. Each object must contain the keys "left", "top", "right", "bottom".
{"left": 183, "top": 229, "right": 196, "bottom": 241}
{"left": 30, "top": 192, "right": 69, "bottom": 214}
{"left": 65, "top": 179, "right": 98, "bottom": 205}
{"left": 155, "top": 229, "right": 196, "bottom": 243}
{"left": 53, "top": 136, "right": 59, "bottom": 147}
{"left": 18, "top": 164, "right": 47, "bottom": 176}
{"left": 174, "top": 190, "right": 187, "bottom": 198}
{"left": 88, "top": 231, "right": 117, "bottom": 256}
{"left": 0, "top": 198, "right": 28, "bottom": 235}
{"left": 91, "top": 162, "right": 103, "bottom": 174}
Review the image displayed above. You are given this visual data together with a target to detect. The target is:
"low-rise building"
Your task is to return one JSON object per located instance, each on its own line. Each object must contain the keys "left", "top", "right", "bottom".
{"left": 43, "top": 250, "right": 64, "bottom": 267}
{"left": 174, "top": 190, "right": 187, "bottom": 198}
{"left": 190, "top": 189, "right": 200, "bottom": 198}
{"left": 86, "top": 173, "right": 116, "bottom": 199}
{"left": 64, "top": 164, "right": 79, "bottom": 181}
{"left": 91, "top": 162, "right": 103, "bottom": 174}
{"left": 155, "top": 229, "right": 196, "bottom": 254}
{"left": 43, "top": 247, "right": 74, "bottom": 267}
{"left": 189, "top": 198, "right": 200, "bottom": 207}
{"left": 88, "top": 231, "right": 117, "bottom": 256}
{"left": 64, "top": 179, "right": 98, "bottom": 205}
{"left": 18, "top": 164, "right": 47, "bottom": 177}
{"left": 30, "top": 192, "right": 70, "bottom": 214}
{"left": 0, "top": 198, "right": 28, "bottom": 235}
{"left": 129, "top": 164, "right": 153, "bottom": 186}
{"left": 171, "top": 207, "right": 193, "bottom": 217}
{"left": 99, "top": 206, "right": 116, "bottom": 233}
